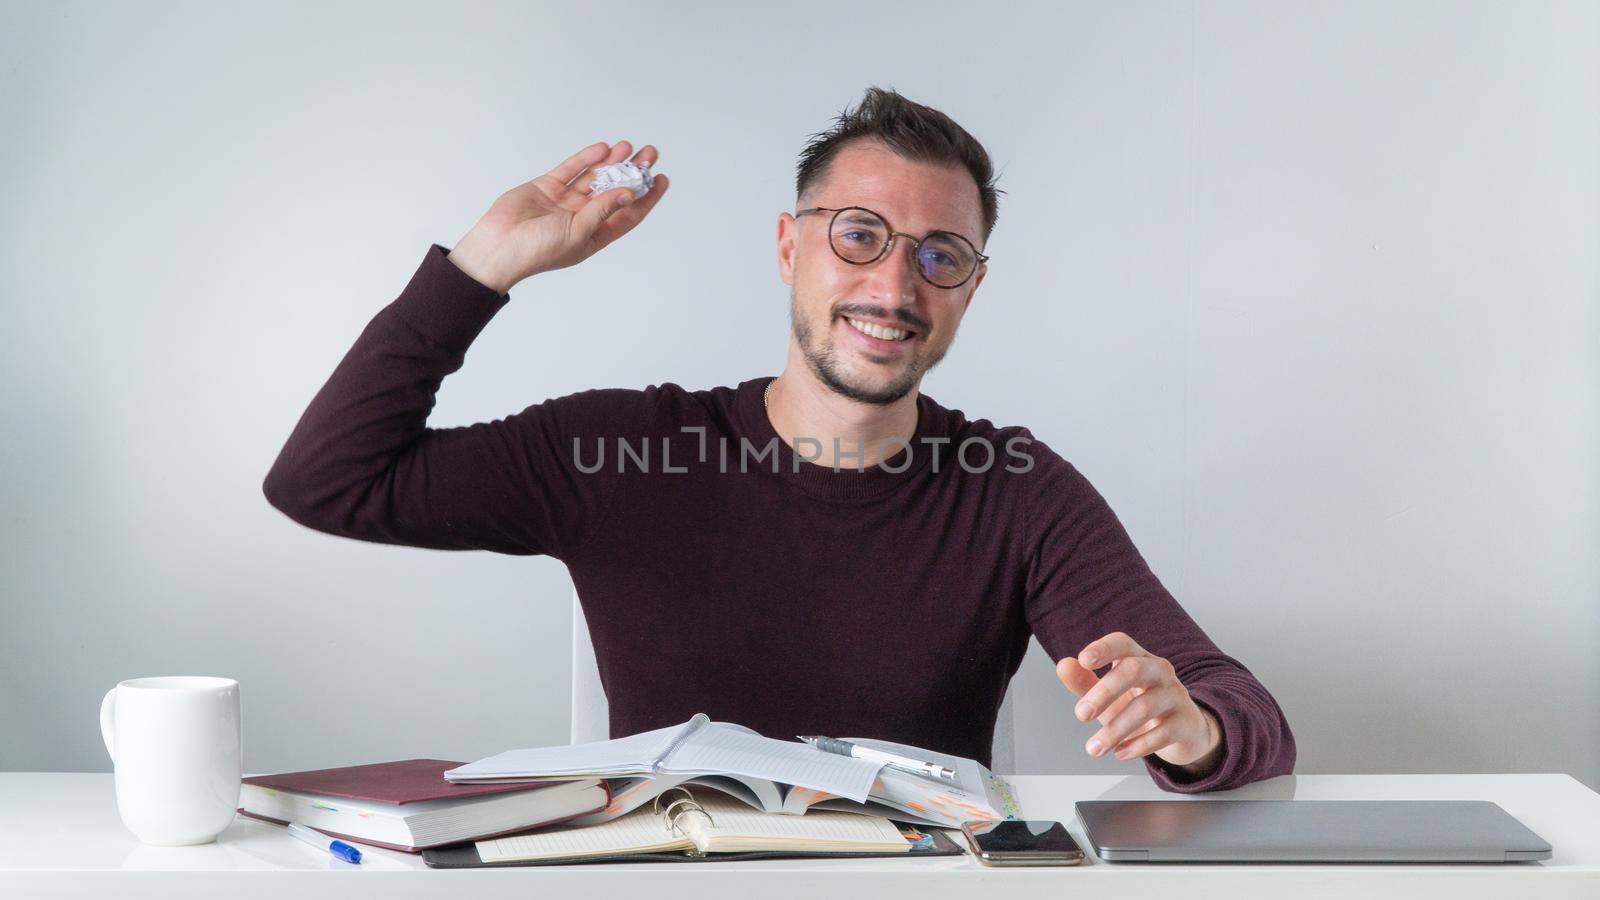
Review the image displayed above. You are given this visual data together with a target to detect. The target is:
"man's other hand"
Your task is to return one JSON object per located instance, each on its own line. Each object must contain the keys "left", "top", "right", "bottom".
{"left": 1055, "top": 631, "right": 1225, "bottom": 776}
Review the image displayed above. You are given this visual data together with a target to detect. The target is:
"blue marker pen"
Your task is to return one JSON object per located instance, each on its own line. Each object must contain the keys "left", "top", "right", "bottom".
{"left": 287, "top": 821, "right": 362, "bottom": 863}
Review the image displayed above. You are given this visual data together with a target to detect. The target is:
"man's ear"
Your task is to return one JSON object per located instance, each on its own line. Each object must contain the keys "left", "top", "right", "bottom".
{"left": 961, "top": 262, "right": 986, "bottom": 315}
{"left": 777, "top": 212, "right": 797, "bottom": 286}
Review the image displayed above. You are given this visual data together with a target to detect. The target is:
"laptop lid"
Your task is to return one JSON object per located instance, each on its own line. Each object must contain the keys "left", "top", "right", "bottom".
{"left": 1075, "top": 800, "right": 1552, "bottom": 863}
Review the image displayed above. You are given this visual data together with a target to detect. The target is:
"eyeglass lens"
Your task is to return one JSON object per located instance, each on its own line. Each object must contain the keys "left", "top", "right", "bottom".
{"left": 827, "top": 208, "right": 978, "bottom": 287}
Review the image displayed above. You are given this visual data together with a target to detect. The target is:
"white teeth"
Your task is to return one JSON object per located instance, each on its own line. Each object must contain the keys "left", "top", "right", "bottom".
{"left": 845, "top": 317, "right": 910, "bottom": 341}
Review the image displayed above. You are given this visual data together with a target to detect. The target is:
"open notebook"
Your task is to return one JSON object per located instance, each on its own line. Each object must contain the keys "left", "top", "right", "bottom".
{"left": 421, "top": 787, "right": 968, "bottom": 868}
{"left": 444, "top": 713, "right": 1020, "bottom": 829}
{"left": 445, "top": 714, "right": 882, "bottom": 800}
{"left": 435, "top": 787, "right": 960, "bottom": 864}
{"left": 477, "top": 791, "right": 910, "bottom": 862}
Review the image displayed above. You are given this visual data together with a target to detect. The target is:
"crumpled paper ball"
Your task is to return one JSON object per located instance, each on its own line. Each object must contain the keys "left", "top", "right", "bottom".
{"left": 588, "top": 161, "right": 655, "bottom": 200}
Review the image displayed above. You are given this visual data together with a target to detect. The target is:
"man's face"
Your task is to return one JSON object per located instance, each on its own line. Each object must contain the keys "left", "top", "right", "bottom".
{"left": 777, "top": 139, "right": 988, "bottom": 406}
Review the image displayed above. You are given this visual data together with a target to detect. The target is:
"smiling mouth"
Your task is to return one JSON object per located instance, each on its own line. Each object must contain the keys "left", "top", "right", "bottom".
{"left": 841, "top": 316, "right": 915, "bottom": 342}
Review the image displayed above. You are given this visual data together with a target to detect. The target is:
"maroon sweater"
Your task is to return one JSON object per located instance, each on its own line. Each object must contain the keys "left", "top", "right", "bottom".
{"left": 263, "top": 243, "right": 1296, "bottom": 793}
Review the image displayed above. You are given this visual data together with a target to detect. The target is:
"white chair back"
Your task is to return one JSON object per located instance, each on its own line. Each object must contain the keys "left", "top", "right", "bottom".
{"left": 570, "top": 587, "right": 610, "bottom": 745}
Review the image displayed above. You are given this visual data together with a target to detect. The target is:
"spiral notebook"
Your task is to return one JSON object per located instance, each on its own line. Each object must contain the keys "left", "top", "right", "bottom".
{"left": 422, "top": 787, "right": 965, "bottom": 867}
{"left": 444, "top": 713, "right": 1018, "bottom": 829}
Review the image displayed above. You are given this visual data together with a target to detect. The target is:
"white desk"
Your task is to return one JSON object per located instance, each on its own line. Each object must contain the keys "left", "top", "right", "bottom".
{"left": 3, "top": 772, "right": 1597, "bottom": 899}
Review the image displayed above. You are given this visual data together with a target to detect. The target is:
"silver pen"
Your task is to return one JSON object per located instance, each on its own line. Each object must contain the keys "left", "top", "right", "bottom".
{"left": 797, "top": 735, "right": 958, "bottom": 782}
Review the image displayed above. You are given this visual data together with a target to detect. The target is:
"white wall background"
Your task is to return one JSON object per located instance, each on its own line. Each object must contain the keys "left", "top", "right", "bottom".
{"left": 2, "top": 0, "right": 1595, "bottom": 790}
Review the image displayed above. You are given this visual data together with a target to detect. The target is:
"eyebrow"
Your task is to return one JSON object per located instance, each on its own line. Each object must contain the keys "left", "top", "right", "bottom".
{"left": 837, "top": 212, "right": 882, "bottom": 226}
{"left": 837, "top": 210, "right": 975, "bottom": 245}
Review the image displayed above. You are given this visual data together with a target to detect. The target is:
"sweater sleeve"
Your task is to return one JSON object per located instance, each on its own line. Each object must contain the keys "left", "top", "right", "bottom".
{"left": 1020, "top": 448, "right": 1296, "bottom": 793}
{"left": 262, "top": 244, "right": 646, "bottom": 561}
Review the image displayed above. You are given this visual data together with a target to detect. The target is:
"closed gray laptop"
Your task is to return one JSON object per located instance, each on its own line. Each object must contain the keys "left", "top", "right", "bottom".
{"left": 1075, "top": 800, "right": 1552, "bottom": 863}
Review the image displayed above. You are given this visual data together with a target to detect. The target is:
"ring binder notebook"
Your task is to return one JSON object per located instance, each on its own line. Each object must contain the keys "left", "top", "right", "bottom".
{"left": 421, "top": 788, "right": 968, "bottom": 868}
{"left": 655, "top": 787, "right": 715, "bottom": 857}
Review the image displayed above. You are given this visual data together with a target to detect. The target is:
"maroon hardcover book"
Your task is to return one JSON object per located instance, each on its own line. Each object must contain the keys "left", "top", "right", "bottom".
{"left": 236, "top": 758, "right": 610, "bottom": 852}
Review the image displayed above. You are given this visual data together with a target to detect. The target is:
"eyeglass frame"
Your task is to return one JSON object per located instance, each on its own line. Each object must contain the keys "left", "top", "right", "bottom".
{"left": 794, "top": 206, "right": 990, "bottom": 289}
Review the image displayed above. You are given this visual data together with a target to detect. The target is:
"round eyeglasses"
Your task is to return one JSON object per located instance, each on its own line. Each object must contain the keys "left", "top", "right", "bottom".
{"left": 795, "top": 206, "right": 989, "bottom": 289}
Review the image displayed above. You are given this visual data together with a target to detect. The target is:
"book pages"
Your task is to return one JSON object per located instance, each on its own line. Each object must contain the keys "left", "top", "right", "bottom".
{"left": 475, "top": 791, "right": 909, "bottom": 863}
{"left": 663, "top": 722, "right": 882, "bottom": 801}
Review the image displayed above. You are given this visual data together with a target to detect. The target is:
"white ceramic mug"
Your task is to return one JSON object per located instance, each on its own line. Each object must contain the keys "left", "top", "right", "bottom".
{"left": 99, "top": 676, "right": 242, "bottom": 845}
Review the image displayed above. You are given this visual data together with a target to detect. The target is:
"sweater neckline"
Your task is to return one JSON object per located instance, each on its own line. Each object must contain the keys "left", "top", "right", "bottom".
{"left": 734, "top": 376, "right": 944, "bottom": 501}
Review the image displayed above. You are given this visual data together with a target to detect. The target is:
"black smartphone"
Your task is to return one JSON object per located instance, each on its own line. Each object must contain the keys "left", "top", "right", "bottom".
{"left": 960, "top": 819, "right": 1087, "bottom": 866}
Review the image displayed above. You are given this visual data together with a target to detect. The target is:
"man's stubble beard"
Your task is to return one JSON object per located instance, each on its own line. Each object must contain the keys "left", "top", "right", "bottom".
{"left": 788, "top": 286, "right": 950, "bottom": 407}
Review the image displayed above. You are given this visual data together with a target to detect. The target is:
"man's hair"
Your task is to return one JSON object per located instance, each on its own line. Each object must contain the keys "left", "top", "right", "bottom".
{"left": 796, "top": 86, "right": 1002, "bottom": 245}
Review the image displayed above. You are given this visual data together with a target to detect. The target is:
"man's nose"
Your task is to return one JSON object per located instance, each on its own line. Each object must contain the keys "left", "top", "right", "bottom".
{"left": 862, "top": 237, "right": 922, "bottom": 306}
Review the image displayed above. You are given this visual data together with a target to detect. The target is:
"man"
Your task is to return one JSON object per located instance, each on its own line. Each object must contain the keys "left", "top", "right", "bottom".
{"left": 264, "top": 87, "right": 1295, "bottom": 792}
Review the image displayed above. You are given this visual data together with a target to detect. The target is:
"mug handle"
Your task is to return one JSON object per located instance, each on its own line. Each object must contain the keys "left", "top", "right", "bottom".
{"left": 99, "top": 687, "right": 117, "bottom": 762}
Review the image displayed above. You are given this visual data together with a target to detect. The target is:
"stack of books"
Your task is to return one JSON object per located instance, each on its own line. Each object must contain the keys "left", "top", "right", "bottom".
{"left": 239, "top": 718, "right": 1014, "bottom": 867}
{"left": 236, "top": 758, "right": 608, "bottom": 852}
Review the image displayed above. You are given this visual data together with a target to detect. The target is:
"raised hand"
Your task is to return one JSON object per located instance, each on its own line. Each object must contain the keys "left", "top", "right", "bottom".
{"left": 448, "top": 140, "right": 670, "bottom": 294}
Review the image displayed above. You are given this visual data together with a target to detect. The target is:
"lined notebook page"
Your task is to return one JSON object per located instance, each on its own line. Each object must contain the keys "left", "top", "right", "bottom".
{"left": 690, "top": 795, "right": 909, "bottom": 848}
{"left": 476, "top": 793, "right": 909, "bottom": 862}
{"left": 663, "top": 723, "right": 882, "bottom": 801}
{"left": 446, "top": 722, "right": 685, "bottom": 780}
{"left": 476, "top": 807, "right": 683, "bottom": 862}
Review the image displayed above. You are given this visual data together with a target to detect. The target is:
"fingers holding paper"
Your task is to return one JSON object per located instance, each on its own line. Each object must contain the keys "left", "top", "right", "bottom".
{"left": 552, "top": 139, "right": 667, "bottom": 247}
{"left": 566, "top": 141, "right": 660, "bottom": 195}
{"left": 453, "top": 139, "right": 669, "bottom": 288}
{"left": 1054, "top": 631, "right": 1223, "bottom": 770}
{"left": 586, "top": 145, "right": 667, "bottom": 248}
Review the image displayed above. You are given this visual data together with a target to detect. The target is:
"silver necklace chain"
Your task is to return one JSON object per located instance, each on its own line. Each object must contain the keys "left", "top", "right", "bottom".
{"left": 764, "top": 378, "right": 775, "bottom": 410}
